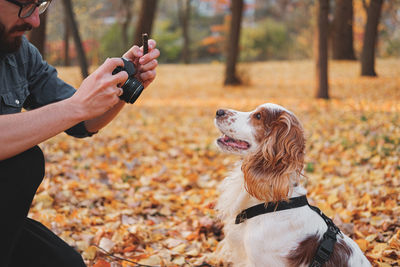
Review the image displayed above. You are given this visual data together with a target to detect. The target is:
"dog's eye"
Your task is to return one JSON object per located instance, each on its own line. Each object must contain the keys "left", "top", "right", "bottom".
{"left": 254, "top": 113, "right": 261, "bottom": 120}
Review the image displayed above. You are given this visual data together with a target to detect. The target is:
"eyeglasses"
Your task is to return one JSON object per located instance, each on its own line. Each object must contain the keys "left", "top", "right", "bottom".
{"left": 6, "top": 0, "right": 52, "bottom": 19}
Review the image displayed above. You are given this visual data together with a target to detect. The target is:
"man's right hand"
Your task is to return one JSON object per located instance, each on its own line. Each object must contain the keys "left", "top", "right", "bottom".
{"left": 0, "top": 58, "right": 131, "bottom": 161}
{"left": 68, "top": 58, "right": 129, "bottom": 121}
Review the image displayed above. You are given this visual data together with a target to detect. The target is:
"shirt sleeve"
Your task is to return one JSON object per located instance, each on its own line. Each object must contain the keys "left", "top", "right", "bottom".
{"left": 22, "top": 38, "right": 95, "bottom": 138}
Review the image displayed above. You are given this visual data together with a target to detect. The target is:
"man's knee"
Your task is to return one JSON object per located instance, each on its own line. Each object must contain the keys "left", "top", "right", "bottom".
{"left": 60, "top": 247, "right": 86, "bottom": 267}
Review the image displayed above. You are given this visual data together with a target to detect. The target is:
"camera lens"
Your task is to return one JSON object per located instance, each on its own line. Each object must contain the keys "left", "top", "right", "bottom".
{"left": 112, "top": 58, "right": 144, "bottom": 104}
{"left": 120, "top": 77, "right": 144, "bottom": 104}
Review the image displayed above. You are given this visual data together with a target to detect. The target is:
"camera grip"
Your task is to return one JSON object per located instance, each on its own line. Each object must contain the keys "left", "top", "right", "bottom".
{"left": 112, "top": 58, "right": 135, "bottom": 76}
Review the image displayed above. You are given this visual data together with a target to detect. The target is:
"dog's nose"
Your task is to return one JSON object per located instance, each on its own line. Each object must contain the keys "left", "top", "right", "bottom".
{"left": 216, "top": 109, "right": 226, "bottom": 117}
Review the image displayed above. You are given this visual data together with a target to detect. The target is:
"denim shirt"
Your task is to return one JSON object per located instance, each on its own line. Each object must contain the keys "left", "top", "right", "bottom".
{"left": 0, "top": 36, "right": 93, "bottom": 138}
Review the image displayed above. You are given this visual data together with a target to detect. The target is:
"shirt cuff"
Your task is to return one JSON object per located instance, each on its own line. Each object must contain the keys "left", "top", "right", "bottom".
{"left": 65, "top": 121, "right": 97, "bottom": 138}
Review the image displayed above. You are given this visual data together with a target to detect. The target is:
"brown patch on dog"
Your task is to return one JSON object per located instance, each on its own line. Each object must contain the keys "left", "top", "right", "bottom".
{"left": 242, "top": 110, "right": 305, "bottom": 202}
{"left": 250, "top": 107, "right": 283, "bottom": 143}
{"left": 287, "top": 234, "right": 353, "bottom": 267}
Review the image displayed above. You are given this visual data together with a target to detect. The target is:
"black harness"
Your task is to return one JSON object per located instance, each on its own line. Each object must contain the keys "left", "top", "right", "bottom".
{"left": 235, "top": 195, "right": 343, "bottom": 267}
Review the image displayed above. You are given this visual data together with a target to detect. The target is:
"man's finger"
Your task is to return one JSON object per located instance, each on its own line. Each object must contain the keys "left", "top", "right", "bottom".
{"left": 142, "top": 76, "right": 155, "bottom": 89}
{"left": 139, "top": 48, "right": 160, "bottom": 65}
{"left": 145, "top": 39, "right": 156, "bottom": 52}
{"left": 139, "top": 70, "right": 156, "bottom": 83}
{"left": 112, "top": 70, "right": 129, "bottom": 86}
{"left": 102, "top": 57, "right": 125, "bottom": 72}
{"left": 116, "top": 88, "right": 123, "bottom": 97}
{"left": 140, "top": 59, "right": 158, "bottom": 72}
{"left": 123, "top": 45, "right": 142, "bottom": 61}
{"left": 123, "top": 39, "right": 156, "bottom": 61}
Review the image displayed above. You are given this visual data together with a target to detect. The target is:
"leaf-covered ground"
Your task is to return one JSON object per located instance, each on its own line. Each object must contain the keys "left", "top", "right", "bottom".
{"left": 30, "top": 59, "right": 400, "bottom": 266}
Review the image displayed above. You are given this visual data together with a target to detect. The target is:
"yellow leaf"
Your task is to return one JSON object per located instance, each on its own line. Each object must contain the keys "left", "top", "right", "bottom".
{"left": 82, "top": 246, "right": 97, "bottom": 261}
{"left": 172, "top": 256, "right": 186, "bottom": 265}
{"left": 138, "top": 255, "right": 162, "bottom": 265}
{"left": 355, "top": 239, "right": 369, "bottom": 252}
{"left": 172, "top": 243, "right": 186, "bottom": 254}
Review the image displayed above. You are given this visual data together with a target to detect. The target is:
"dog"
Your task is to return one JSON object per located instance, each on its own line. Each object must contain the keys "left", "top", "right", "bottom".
{"left": 214, "top": 103, "right": 370, "bottom": 267}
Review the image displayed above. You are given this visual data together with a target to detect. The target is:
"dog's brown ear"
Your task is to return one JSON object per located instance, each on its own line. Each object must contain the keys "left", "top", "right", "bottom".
{"left": 242, "top": 112, "right": 305, "bottom": 202}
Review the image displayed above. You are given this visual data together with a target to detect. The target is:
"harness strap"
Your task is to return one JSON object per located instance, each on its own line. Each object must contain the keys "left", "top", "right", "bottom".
{"left": 307, "top": 205, "right": 342, "bottom": 267}
{"left": 234, "top": 196, "right": 343, "bottom": 267}
{"left": 235, "top": 195, "right": 309, "bottom": 224}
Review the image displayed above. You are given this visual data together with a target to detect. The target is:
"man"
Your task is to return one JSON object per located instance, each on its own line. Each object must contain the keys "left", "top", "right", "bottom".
{"left": 0, "top": 0, "right": 160, "bottom": 266}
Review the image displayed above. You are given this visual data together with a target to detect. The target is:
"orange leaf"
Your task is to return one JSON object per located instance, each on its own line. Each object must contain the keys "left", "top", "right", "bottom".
{"left": 93, "top": 259, "right": 111, "bottom": 267}
{"left": 123, "top": 245, "right": 137, "bottom": 253}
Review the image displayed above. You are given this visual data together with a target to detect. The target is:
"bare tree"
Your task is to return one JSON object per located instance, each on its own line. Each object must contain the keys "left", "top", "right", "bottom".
{"left": 315, "top": 0, "right": 330, "bottom": 99}
{"left": 64, "top": 13, "right": 70, "bottom": 66}
{"left": 133, "top": 0, "right": 158, "bottom": 46}
{"left": 62, "top": 0, "right": 89, "bottom": 78}
{"left": 178, "top": 0, "right": 191, "bottom": 64}
{"left": 361, "top": 0, "right": 384, "bottom": 76}
{"left": 331, "top": 0, "right": 356, "bottom": 60}
{"left": 224, "top": 0, "right": 244, "bottom": 86}
{"left": 28, "top": 12, "right": 48, "bottom": 57}
{"left": 121, "top": 0, "right": 134, "bottom": 50}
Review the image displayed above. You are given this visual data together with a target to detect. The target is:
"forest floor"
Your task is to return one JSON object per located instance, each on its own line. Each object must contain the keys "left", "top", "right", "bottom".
{"left": 31, "top": 59, "right": 400, "bottom": 266}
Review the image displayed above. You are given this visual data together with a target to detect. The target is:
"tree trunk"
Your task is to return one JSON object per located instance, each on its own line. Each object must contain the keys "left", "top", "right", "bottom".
{"left": 178, "top": 0, "right": 191, "bottom": 64}
{"left": 62, "top": 0, "right": 89, "bottom": 78}
{"left": 64, "top": 13, "right": 70, "bottom": 66}
{"left": 315, "top": 0, "right": 330, "bottom": 99}
{"left": 361, "top": 0, "right": 384, "bottom": 76}
{"left": 121, "top": 0, "right": 133, "bottom": 51}
{"left": 28, "top": 12, "right": 47, "bottom": 57}
{"left": 224, "top": 0, "right": 244, "bottom": 86}
{"left": 134, "top": 0, "right": 158, "bottom": 46}
{"left": 331, "top": 0, "right": 356, "bottom": 60}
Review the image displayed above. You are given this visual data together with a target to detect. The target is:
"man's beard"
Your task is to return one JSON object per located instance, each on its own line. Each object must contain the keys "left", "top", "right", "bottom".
{"left": 0, "top": 21, "right": 32, "bottom": 54}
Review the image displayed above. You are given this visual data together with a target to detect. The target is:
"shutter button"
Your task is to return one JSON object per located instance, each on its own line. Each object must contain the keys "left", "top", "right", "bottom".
{"left": 15, "top": 99, "right": 20, "bottom": 105}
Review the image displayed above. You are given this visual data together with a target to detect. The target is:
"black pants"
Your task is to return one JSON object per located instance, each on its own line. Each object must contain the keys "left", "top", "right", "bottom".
{"left": 0, "top": 146, "right": 86, "bottom": 267}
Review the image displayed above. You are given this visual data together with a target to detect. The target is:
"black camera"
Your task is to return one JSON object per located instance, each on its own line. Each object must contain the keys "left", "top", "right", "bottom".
{"left": 112, "top": 57, "right": 144, "bottom": 104}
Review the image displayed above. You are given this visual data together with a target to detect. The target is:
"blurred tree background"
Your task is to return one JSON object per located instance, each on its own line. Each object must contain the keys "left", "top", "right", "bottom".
{"left": 37, "top": 0, "right": 400, "bottom": 66}
{"left": 27, "top": 0, "right": 400, "bottom": 98}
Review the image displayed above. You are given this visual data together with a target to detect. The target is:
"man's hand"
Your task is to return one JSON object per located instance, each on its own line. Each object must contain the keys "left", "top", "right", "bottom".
{"left": 70, "top": 41, "right": 160, "bottom": 133}
{"left": 69, "top": 58, "right": 128, "bottom": 121}
{"left": 123, "top": 39, "right": 160, "bottom": 88}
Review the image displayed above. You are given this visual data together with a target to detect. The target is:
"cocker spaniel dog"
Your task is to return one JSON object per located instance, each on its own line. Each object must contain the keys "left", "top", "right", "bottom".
{"left": 214, "top": 103, "right": 370, "bottom": 267}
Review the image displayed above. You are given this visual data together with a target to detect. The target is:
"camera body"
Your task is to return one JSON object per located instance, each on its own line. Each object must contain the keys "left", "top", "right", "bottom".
{"left": 112, "top": 58, "right": 144, "bottom": 104}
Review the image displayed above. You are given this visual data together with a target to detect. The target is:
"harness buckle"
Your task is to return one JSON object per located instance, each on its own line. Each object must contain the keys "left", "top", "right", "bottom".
{"left": 235, "top": 211, "right": 247, "bottom": 224}
{"left": 317, "top": 238, "right": 336, "bottom": 261}
{"left": 325, "top": 228, "right": 338, "bottom": 240}
{"left": 327, "top": 222, "right": 343, "bottom": 237}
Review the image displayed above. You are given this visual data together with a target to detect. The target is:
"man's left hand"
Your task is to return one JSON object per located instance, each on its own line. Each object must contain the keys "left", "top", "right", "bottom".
{"left": 123, "top": 39, "right": 160, "bottom": 89}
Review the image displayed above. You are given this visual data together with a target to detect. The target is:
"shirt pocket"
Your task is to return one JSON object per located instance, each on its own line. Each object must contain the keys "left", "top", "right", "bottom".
{"left": 0, "top": 82, "right": 29, "bottom": 114}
